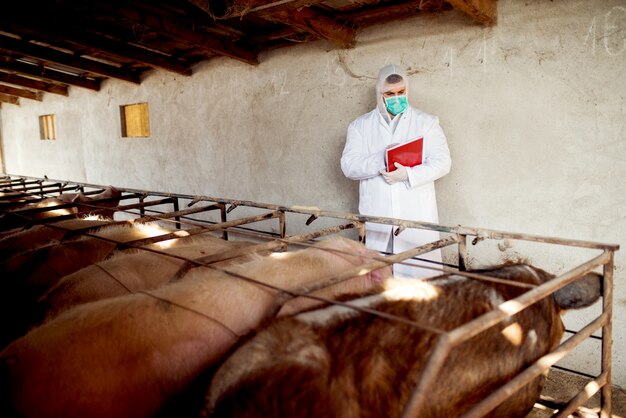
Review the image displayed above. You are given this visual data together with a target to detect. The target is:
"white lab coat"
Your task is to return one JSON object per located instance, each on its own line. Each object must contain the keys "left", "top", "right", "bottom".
{"left": 341, "top": 106, "right": 451, "bottom": 278}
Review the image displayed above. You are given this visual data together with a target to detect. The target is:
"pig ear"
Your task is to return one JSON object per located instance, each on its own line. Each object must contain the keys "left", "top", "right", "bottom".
{"left": 553, "top": 273, "right": 602, "bottom": 310}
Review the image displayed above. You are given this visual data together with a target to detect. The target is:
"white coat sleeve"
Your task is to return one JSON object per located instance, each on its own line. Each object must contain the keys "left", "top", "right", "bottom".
{"left": 341, "top": 122, "right": 386, "bottom": 180}
{"left": 406, "top": 117, "right": 451, "bottom": 188}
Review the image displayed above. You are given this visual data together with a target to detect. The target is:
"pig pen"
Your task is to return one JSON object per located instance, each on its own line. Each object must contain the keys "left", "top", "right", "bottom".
{"left": 0, "top": 173, "right": 619, "bottom": 418}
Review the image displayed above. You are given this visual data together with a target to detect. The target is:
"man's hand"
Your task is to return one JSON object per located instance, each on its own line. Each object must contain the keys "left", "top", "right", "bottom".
{"left": 380, "top": 163, "right": 408, "bottom": 184}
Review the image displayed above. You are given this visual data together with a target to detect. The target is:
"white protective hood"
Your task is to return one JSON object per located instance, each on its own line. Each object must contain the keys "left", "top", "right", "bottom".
{"left": 376, "top": 64, "right": 409, "bottom": 121}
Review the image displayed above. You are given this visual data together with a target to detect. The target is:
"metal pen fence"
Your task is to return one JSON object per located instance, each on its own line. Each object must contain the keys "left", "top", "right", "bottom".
{"left": 0, "top": 173, "right": 619, "bottom": 417}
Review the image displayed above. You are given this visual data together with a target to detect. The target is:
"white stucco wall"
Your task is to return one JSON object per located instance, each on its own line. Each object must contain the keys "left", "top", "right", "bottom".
{"left": 1, "top": 0, "right": 624, "bottom": 387}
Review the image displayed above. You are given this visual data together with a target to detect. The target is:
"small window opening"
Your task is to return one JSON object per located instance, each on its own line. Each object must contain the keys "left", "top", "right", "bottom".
{"left": 39, "top": 114, "right": 56, "bottom": 140}
{"left": 120, "top": 103, "right": 150, "bottom": 138}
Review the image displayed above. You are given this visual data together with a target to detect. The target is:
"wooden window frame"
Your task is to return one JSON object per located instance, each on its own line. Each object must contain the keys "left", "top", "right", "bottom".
{"left": 120, "top": 102, "right": 150, "bottom": 138}
{"left": 39, "top": 114, "right": 56, "bottom": 140}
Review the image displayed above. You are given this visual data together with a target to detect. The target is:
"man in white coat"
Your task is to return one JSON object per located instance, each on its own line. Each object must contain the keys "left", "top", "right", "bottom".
{"left": 341, "top": 64, "right": 451, "bottom": 278}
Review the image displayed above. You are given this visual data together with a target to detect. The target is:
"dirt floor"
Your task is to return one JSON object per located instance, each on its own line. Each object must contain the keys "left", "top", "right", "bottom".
{"left": 527, "top": 369, "right": 626, "bottom": 418}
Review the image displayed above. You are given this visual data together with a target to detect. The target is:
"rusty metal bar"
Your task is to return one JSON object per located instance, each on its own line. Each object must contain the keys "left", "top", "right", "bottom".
{"left": 26, "top": 204, "right": 227, "bottom": 243}
{"left": 447, "top": 251, "right": 610, "bottom": 346}
{"left": 460, "top": 313, "right": 609, "bottom": 418}
{"left": 600, "top": 250, "right": 614, "bottom": 418}
{"left": 5, "top": 197, "right": 177, "bottom": 229}
{"left": 0, "top": 182, "right": 69, "bottom": 194}
{"left": 437, "top": 268, "right": 536, "bottom": 289}
{"left": 357, "top": 221, "right": 366, "bottom": 244}
{"left": 131, "top": 203, "right": 224, "bottom": 226}
{"left": 554, "top": 371, "right": 608, "bottom": 418}
{"left": 8, "top": 174, "right": 617, "bottom": 251}
{"left": 0, "top": 191, "right": 135, "bottom": 215}
{"left": 0, "top": 191, "right": 135, "bottom": 210}
{"left": 401, "top": 334, "right": 454, "bottom": 418}
{"left": 138, "top": 195, "right": 146, "bottom": 217}
{"left": 283, "top": 235, "right": 461, "bottom": 302}
{"left": 219, "top": 203, "right": 228, "bottom": 240}
{"left": 279, "top": 210, "right": 286, "bottom": 237}
{"left": 401, "top": 251, "right": 611, "bottom": 417}
{"left": 189, "top": 222, "right": 359, "bottom": 266}
{"left": 120, "top": 211, "right": 283, "bottom": 248}
{"left": 0, "top": 185, "right": 72, "bottom": 200}
{"left": 0, "top": 178, "right": 34, "bottom": 188}
{"left": 172, "top": 198, "right": 181, "bottom": 230}
{"left": 0, "top": 177, "right": 26, "bottom": 184}
{"left": 457, "top": 233, "right": 467, "bottom": 271}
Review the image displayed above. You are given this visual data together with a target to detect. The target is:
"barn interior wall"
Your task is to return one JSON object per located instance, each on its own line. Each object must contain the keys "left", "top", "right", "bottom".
{"left": 1, "top": 0, "right": 624, "bottom": 387}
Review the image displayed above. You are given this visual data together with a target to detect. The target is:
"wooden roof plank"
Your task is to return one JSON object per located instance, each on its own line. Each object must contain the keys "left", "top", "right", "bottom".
{"left": 0, "top": 92, "right": 21, "bottom": 105}
{"left": 0, "top": 18, "right": 193, "bottom": 77}
{"left": 263, "top": 7, "right": 356, "bottom": 48}
{"left": 0, "top": 60, "right": 101, "bottom": 91}
{"left": 344, "top": 0, "right": 451, "bottom": 27}
{"left": 85, "top": 2, "right": 260, "bottom": 65}
{"left": 446, "top": 0, "right": 496, "bottom": 25}
{"left": 0, "top": 72, "right": 68, "bottom": 96}
{"left": 0, "top": 34, "right": 141, "bottom": 84}
{"left": 0, "top": 84, "right": 42, "bottom": 101}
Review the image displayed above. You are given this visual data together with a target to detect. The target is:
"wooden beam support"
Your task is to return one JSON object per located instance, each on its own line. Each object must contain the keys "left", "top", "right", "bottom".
{"left": 200, "top": 0, "right": 269, "bottom": 19}
{"left": 85, "top": 2, "right": 259, "bottom": 65}
{"left": 346, "top": 0, "right": 452, "bottom": 27}
{"left": 0, "top": 17, "right": 193, "bottom": 77}
{"left": 0, "top": 35, "right": 141, "bottom": 84}
{"left": 262, "top": 7, "right": 355, "bottom": 48}
{"left": 0, "top": 84, "right": 41, "bottom": 101}
{"left": 0, "top": 60, "right": 101, "bottom": 91}
{"left": 219, "top": 0, "right": 324, "bottom": 17}
{"left": 0, "top": 93, "right": 19, "bottom": 105}
{"left": 0, "top": 72, "right": 68, "bottom": 96}
{"left": 446, "top": 0, "right": 496, "bottom": 25}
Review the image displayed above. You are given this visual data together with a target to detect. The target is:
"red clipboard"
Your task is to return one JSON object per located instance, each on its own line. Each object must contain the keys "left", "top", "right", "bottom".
{"left": 385, "top": 137, "right": 423, "bottom": 172}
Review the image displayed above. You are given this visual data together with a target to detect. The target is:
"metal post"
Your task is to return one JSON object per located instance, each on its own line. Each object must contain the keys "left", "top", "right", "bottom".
{"left": 219, "top": 203, "right": 228, "bottom": 240}
{"left": 0, "top": 109, "right": 5, "bottom": 175}
{"left": 138, "top": 194, "right": 146, "bottom": 217}
{"left": 600, "top": 250, "right": 614, "bottom": 418}
{"left": 358, "top": 221, "right": 366, "bottom": 244}
{"left": 278, "top": 210, "right": 285, "bottom": 238}
{"left": 458, "top": 233, "right": 468, "bottom": 271}
{"left": 172, "top": 197, "right": 181, "bottom": 230}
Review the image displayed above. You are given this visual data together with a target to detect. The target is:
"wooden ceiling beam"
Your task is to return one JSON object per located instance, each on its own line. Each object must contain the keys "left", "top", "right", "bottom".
{"left": 0, "top": 84, "right": 41, "bottom": 101}
{"left": 203, "top": 0, "right": 325, "bottom": 18}
{"left": 83, "top": 2, "right": 259, "bottom": 65}
{"left": 193, "top": 0, "right": 270, "bottom": 19}
{"left": 262, "top": 7, "right": 355, "bottom": 48}
{"left": 0, "top": 93, "right": 19, "bottom": 105}
{"left": 0, "top": 60, "right": 101, "bottom": 91}
{"left": 446, "top": 0, "right": 496, "bottom": 25}
{"left": 0, "top": 18, "right": 193, "bottom": 77}
{"left": 0, "top": 35, "right": 141, "bottom": 84}
{"left": 0, "top": 72, "right": 68, "bottom": 96}
{"left": 345, "top": 0, "right": 452, "bottom": 27}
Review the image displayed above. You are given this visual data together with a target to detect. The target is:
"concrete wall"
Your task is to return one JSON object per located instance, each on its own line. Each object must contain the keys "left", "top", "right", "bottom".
{"left": 1, "top": 0, "right": 625, "bottom": 387}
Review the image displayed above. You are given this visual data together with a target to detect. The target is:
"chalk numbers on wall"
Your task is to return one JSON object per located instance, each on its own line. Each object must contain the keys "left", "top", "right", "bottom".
{"left": 585, "top": 6, "right": 626, "bottom": 56}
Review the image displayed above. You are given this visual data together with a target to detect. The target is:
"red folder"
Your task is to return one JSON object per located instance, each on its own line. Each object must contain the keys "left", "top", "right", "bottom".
{"left": 385, "top": 137, "right": 423, "bottom": 172}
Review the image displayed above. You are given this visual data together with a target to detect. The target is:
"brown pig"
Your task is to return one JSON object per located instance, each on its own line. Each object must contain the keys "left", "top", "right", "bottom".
{"left": 206, "top": 264, "right": 602, "bottom": 418}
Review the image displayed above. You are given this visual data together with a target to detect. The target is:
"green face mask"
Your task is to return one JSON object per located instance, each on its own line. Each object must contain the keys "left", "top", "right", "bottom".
{"left": 384, "top": 95, "right": 408, "bottom": 115}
